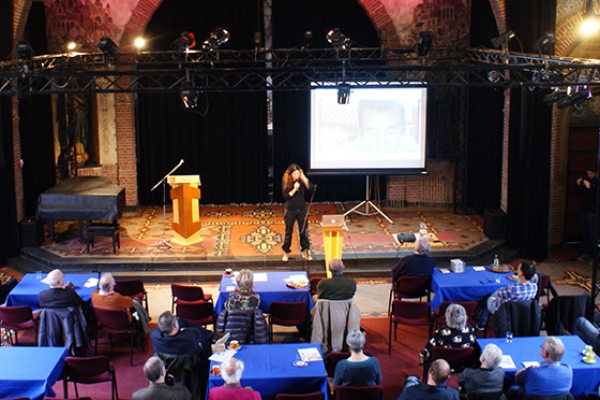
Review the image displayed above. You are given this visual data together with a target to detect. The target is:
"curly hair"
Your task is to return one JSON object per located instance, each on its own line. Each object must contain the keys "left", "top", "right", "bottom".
{"left": 282, "top": 164, "right": 301, "bottom": 191}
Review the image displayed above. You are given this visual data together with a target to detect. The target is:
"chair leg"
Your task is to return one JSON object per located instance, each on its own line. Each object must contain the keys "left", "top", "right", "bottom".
{"left": 63, "top": 378, "right": 68, "bottom": 399}
{"left": 387, "top": 286, "right": 394, "bottom": 315}
{"left": 130, "top": 332, "right": 134, "bottom": 366}
{"left": 388, "top": 316, "right": 393, "bottom": 355}
{"left": 112, "top": 370, "right": 119, "bottom": 400}
{"left": 74, "top": 382, "right": 79, "bottom": 398}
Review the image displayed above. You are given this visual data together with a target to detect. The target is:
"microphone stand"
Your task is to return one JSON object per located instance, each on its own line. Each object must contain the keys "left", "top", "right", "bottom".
{"left": 150, "top": 160, "right": 184, "bottom": 249}
{"left": 301, "top": 183, "right": 317, "bottom": 275}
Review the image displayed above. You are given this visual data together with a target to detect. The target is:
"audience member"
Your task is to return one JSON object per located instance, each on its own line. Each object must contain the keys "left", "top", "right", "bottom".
{"left": 0, "top": 275, "right": 18, "bottom": 305}
{"left": 333, "top": 329, "right": 382, "bottom": 387}
{"left": 573, "top": 316, "right": 600, "bottom": 354}
{"left": 397, "top": 359, "right": 459, "bottom": 400}
{"left": 132, "top": 356, "right": 193, "bottom": 400}
{"left": 576, "top": 164, "right": 598, "bottom": 262}
{"left": 458, "top": 343, "right": 505, "bottom": 399}
{"left": 511, "top": 337, "right": 572, "bottom": 398}
{"left": 421, "top": 303, "right": 476, "bottom": 363}
{"left": 316, "top": 258, "right": 357, "bottom": 301}
{"left": 38, "top": 269, "right": 86, "bottom": 308}
{"left": 225, "top": 269, "right": 260, "bottom": 310}
{"left": 391, "top": 237, "right": 435, "bottom": 288}
{"left": 92, "top": 272, "right": 150, "bottom": 333}
{"left": 208, "top": 358, "right": 262, "bottom": 400}
{"left": 475, "top": 260, "right": 537, "bottom": 330}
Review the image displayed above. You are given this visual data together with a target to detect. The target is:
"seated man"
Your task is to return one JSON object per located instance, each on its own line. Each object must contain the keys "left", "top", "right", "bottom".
{"left": 397, "top": 359, "right": 459, "bottom": 400}
{"left": 208, "top": 357, "right": 261, "bottom": 400}
{"left": 316, "top": 258, "right": 357, "bottom": 301}
{"left": 133, "top": 356, "right": 193, "bottom": 400}
{"left": 475, "top": 260, "right": 537, "bottom": 330}
{"left": 573, "top": 316, "right": 600, "bottom": 354}
{"left": 39, "top": 269, "right": 86, "bottom": 308}
{"left": 91, "top": 272, "right": 150, "bottom": 334}
{"left": 512, "top": 336, "right": 572, "bottom": 398}
{"left": 391, "top": 237, "right": 435, "bottom": 288}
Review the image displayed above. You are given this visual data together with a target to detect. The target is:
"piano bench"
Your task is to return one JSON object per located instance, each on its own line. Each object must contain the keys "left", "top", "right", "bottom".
{"left": 86, "top": 222, "right": 120, "bottom": 254}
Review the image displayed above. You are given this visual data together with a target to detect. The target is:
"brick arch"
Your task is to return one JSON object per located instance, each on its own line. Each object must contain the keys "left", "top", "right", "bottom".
{"left": 119, "top": 0, "right": 165, "bottom": 50}
{"left": 13, "top": 0, "right": 34, "bottom": 53}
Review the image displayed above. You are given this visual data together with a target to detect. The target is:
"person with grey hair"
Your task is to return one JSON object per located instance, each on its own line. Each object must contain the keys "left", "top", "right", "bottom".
{"left": 421, "top": 303, "right": 476, "bottom": 363}
{"left": 333, "top": 329, "right": 382, "bottom": 387}
{"left": 38, "top": 269, "right": 86, "bottom": 308}
{"left": 391, "top": 237, "right": 435, "bottom": 290}
{"left": 316, "top": 258, "right": 357, "bottom": 300}
{"left": 225, "top": 269, "right": 261, "bottom": 310}
{"left": 458, "top": 344, "right": 505, "bottom": 398}
{"left": 511, "top": 337, "right": 573, "bottom": 398}
{"left": 208, "top": 358, "right": 261, "bottom": 400}
{"left": 132, "top": 356, "right": 193, "bottom": 400}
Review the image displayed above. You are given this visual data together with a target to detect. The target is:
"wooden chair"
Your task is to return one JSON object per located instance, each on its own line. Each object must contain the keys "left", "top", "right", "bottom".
{"left": 388, "top": 300, "right": 431, "bottom": 354}
{"left": 62, "top": 356, "right": 118, "bottom": 400}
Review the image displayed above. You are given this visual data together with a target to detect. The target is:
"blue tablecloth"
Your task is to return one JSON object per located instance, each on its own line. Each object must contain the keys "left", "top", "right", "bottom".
{"left": 478, "top": 335, "right": 600, "bottom": 397}
{"left": 0, "top": 347, "right": 67, "bottom": 400}
{"left": 5, "top": 273, "right": 97, "bottom": 309}
{"left": 207, "top": 343, "right": 329, "bottom": 400}
{"left": 430, "top": 266, "right": 513, "bottom": 310}
{"left": 214, "top": 271, "right": 314, "bottom": 314}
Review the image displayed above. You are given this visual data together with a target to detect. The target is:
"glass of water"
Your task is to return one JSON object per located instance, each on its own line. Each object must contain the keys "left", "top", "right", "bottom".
{"left": 506, "top": 331, "right": 513, "bottom": 343}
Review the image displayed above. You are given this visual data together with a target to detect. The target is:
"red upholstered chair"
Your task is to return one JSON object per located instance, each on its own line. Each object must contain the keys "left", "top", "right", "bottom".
{"left": 334, "top": 385, "right": 383, "bottom": 400}
{"left": 0, "top": 305, "right": 38, "bottom": 345}
{"left": 269, "top": 301, "right": 309, "bottom": 343}
{"left": 114, "top": 279, "right": 149, "bottom": 314}
{"left": 176, "top": 299, "right": 215, "bottom": 330}
{"left": 94, "top": 307, "right": 144, "bottom": 366}
{"left": 275, "top": 393, "right": 325, "bottom": 400}
{"left": 433, "top": 300, "right": 478, "bottom": 330}
{"left": 310, "top": 277, "right": 324, "bottom": 297}
{"left": 422, "top": 346, "right": 476, "bottom": 381}
{"left": 62, "top": 356, "right": 118, "bottom": 400}
{"left": 387, "top": 276, "right": 431, "bottom": 314}
{"left": 535, "top": 273, "right": 558, "bottom": 306}
{"left": 388, "top": 300, "right": 431, "bottom": 354}
{"left": 171, "top": 284, "right": 212, "bottom": 313}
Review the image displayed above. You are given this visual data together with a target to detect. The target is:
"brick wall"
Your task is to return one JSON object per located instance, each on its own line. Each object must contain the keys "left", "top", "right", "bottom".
{"left": 387, "top": 160, "right": 456, "bottom": 208}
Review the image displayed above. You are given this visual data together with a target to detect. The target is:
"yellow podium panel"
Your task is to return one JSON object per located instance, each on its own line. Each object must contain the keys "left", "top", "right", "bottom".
{"left": 322, "top": 227, "right": 345, "bottom": 278}
{"left": 168, "top": 175, "right": 202, "bottom": 245}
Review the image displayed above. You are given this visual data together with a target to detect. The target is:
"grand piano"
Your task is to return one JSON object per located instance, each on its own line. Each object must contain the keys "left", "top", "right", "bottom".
{"left": 36, "top": 176, "right": 125, "bottom": 242}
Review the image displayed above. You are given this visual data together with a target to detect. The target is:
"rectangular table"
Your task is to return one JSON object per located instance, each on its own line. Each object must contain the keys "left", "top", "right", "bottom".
{"left": 430, "top": 266, "right": 513, "bottom": 310}
{"left": 0, "top": 347, "right": 67, "bottom": 400}
{"left": 478, "top": 335, "right": 600, "bottom": 397}
{"left": 5, "top": 273, "right": 97, "bottom": 310}
{"left": 214, "top": 271, "right": 314, "bottom": 314}
{"left": 207, "top": 343, "right": 329, "bottom": 400}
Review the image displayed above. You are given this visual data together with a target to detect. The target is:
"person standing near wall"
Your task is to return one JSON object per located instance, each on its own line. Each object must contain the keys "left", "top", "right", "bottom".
{"left": 576, "top": 164, "right": 599, "bottom": 263}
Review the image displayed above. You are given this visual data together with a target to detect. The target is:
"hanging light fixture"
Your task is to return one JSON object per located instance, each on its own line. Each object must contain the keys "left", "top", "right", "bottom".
{"left": 581, "top": 0, "right": 600, "bottom": 36}
{"left": 202, "top": 28, "right": 230, "bottom": 52}
{"left": 326, "top": 29, "right": 351, "bottom": 50}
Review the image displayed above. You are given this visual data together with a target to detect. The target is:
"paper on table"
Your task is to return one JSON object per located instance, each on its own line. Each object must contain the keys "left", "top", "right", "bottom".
{"left": 522, "top": 361, "right": 540, "bottom": 368}
{"left": 472, "top": 266, "right": 486, "bottom": 271}
{"left": 84, "top": 278, "right": 99, "bottom": 288}
{"left": 209, "top": 349, "right": 238, "bottom": 362}
{"left": 287, "top": 274, "right": 308, "bottom": 283}
{"left": 439, "top": 268, "right": 451, "bottom": 274}
{"left": 499, "top": 355, "right": 516, "bottom": 369}
{"left": 298, "top": 347, "right": 322, "bottom": 362}
{"left": 225, "top": 286, "right": 236, "bottom": 292}
{"left": 253, "top": 272, "right": 268, "bottom": 282}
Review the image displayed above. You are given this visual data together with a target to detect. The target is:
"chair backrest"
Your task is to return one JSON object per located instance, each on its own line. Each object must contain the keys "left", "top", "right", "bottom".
{"left": 430, "top": 346, "right": 476, "bottom": 371}
{"left": 94, "top": 307, "right": 132, "bottom": 332}
{"left": 176, "top": 300, "right": 214, "bottom": 325}
{"left": 436, "top": 301, "right": 478, "bottom": 328}
{"left": 493, "top": 299, "right": 541, "bottom": 338}
{"left": 0, "top": 305, "right": 34, "bottom": 327}
{"left": 310, "top": 277, "right": 324, "bottom": 296}
{"left": 394, "top": 276, "right": 431, "bottom": 300}
{"left": 275, "top": 392, "right": 325, "bottom": 400}
{"left": 325, "top": 351, "right": 351, "bottom": 377}
{"left": 270, "top": 302, "right": 308, "bottom": 324}
{"left": 171, "top": 284, "right": 205, "bottom": 302}
{"left": 114, "top": 279, "right": 145, "bottom": 298}
{"left": 544, "top": 293, "right": 590, "bottom": 336}
{"left": 64, "top": 355, "right": 112, "bottom": 381}
{"left": 391, "top": 300, "right": 431, "bottom": 326}
{"left": 334, "top": 385, "right": 383, "bottom": 400}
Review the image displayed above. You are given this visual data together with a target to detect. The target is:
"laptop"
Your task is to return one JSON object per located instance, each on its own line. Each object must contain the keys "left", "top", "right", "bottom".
{"left": 321, "top": 214, "right": 345, "bottom": 228}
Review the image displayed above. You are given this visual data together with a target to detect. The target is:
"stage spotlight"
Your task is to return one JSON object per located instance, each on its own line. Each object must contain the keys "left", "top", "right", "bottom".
{"left": 202, "top": 28, "right": 230, "bottom": 52}
{"left": 491, "top": 30, "right": 515, "bottom": 50}
{"left": 543, "top": 89, "right": 568, "bottom": 105}
{"left": 181, "top": 89, "right": 199, "bottom": 109}
{"left": 337, "top": 84, "right": 351, "bottom": 105}
{"left": 98, "top": 37, "right": 119, "bottom": 63}
{"left": 302, "top": 30, "right": 313, "bottom": 49}
{"left": 556, "top": 86, "right": 592, "bottom": 109}
{"left": 417, "top": 31, "right": 434, "bottom": 56}
{"left": 532, "top": 32, "right": 556, "bottom": 54}
{"left": 326, "top": 28, "right": 351, "bottom": 50}
{"left": 379, "top": 29, "right": 388, "bottom": 46}
{"left": 487, "top": 70, "right": 501, "bottom": 83}
{"left": 134, "top": 37, "right": 146, "bottom": 50}
{"left": 15, "top": 41, "right": 33, "bottom": 60}
{"left": 171, "top": 31, "right": 196, "bottom": 52}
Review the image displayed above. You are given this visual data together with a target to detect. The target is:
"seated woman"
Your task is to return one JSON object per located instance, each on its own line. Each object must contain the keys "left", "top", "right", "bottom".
{"left": 421, "top": 303, "right": 476, "bottom": 363}
{"left": 458, "top": 343, "right": 506, "bottom": 400}
{"left": 333, "top": 329, "right": 382, "bottom": 387}
{"left": 225, "top": 269, "right": 260, "bottom": 310}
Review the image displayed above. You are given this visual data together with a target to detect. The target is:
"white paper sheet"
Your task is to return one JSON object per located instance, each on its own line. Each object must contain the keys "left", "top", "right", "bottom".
{"left": 208, "top": 349, "right": 238, "bottom": 362}
{"left": 298, "top": 347, "right": 322, "bottom": 362}
{"left": 84, "top": 278, "right": 99, "bottom": 288}
{"left": 522, "top": 361, "right": 540, "bottom": 368}
{"left": 499, "top": 355, "right": 516, "bottom": 369}
{"left": 472, "top": 266, "right": 486, "bottom": 271}
{"left": 253, "top": 272, "right": 268, "bottom": 282}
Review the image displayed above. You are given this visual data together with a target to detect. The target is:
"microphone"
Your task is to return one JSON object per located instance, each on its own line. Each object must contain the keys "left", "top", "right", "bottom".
{"left": 179, "top": 159, "right": 184, "bottom": 166}
{"left": 313, "top": 183, "right": 318, "bottom": 189}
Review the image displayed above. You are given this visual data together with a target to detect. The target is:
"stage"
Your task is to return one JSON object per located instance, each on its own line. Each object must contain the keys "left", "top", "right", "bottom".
{"left": 14, "top": 202, "right": 504, "bottom": 281}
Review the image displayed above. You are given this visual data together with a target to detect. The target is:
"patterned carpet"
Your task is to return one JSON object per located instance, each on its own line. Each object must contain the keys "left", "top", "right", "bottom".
{"left": 39, "top": 202, "right": 488, "bottom": 260}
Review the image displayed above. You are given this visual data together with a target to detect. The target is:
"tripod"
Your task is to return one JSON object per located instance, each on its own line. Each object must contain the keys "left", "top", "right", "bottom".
{"left": 344, "top": 175, "right": 393, "bottom": 224}
{"left": 150, "top": 159, "right": 184, "bottom": 248}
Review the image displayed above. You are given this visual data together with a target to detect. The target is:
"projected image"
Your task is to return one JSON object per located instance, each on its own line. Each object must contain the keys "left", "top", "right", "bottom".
{"left": 310, "top": 86, "right": 427, "bottom": 173}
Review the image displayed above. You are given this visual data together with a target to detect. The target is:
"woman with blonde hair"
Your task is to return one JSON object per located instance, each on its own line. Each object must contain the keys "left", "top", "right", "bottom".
{"left": 225, "top": 269, "right": 260, "bottom": 310}
{"left": 281, "top": 163, "right": 314, "bottom": 262}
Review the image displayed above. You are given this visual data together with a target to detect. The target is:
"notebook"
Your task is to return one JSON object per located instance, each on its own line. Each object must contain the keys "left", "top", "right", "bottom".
{"left": 321, "top": 214, "right": 345, "bottom": 228}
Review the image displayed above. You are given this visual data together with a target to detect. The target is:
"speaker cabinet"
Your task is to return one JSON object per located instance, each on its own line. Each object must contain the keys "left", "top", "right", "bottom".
{"left": 20, "top": 217, "right": 44, "bottom": 247}
{"left": 484, "top": 209, "right": 506, "bottom": 240}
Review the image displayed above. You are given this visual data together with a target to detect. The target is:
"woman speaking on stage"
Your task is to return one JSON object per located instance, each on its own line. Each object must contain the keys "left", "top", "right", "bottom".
{"left": 281, "top": 163, "right": 314, "bottom": 262}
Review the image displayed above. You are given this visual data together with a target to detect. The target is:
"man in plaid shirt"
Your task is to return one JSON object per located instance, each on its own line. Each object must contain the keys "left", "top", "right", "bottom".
{"left": 476, "top": 260, "right": 537, "bottom": 329}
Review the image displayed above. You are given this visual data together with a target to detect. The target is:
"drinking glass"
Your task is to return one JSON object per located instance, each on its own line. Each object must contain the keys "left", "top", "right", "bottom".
{"left": 506, "top": 331, "right": 513, "bottom": 343}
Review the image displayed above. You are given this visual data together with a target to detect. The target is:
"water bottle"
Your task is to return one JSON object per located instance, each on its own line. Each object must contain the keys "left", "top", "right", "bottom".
{"left": 419, "top": 222, "right": 427, "bottom": 238}
{"left": 493, "top": 254, "right": 499, "bottom": 267}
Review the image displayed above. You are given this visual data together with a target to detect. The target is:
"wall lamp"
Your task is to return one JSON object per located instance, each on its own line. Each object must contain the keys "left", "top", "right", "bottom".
{"left": 98, "top": 37, "right": 119, "bottom": 63}
{"left": 417, "top": 31, "right": 434, "bottom": 56}
{"left": 326, "top": 29, "right": 351, "bottom": 50}
{"left": 491, "top": 30, "right": 515, "bottom": 51}
{"left": 202, "top": 28, "right": 230, "bottom": 52}
{"left": 16, "top": 41, "right": 33, "bottom": 60}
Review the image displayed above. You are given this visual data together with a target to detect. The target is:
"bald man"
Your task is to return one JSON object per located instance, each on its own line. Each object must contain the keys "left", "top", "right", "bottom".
{"left": 397, "top": 359, "right": 459, "bottom": 400}
{"left": 38, "top": 269, "right": 86, "bottom": 308}
{"left": 207, "top": 358, "right": 261, "bottom": 400}
{"left": 316, "top": 258, "right": 357, "bottom": 301}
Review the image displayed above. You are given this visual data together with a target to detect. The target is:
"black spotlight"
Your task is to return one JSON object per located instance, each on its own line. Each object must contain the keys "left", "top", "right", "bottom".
{"left": 98, "top": 37, "right": 119, "bottom": 63}
{"left": 337, "top": 84, "right": 351, "bottom": 105}
{"left": 532, "top": 32, "right": 556, "bottom": 54}
{"left": 171, "top": 31, "right": 196, "bottom": 52}
{"left": 202, "top": 28, "right": 230, "bottom": 52}
{"left": 543, "top": 89, "right": 568, "bottom": 105}
{"left": 417, "top": 31, "right": 434, "bottom": 56}
{"left": 15, "top": 41, "right": 33, "bottom": 60}
{"left": 181, "top": 90, "right": 199, "bottom": 109}
{"left": 491, "top": 30, "right": 515, "bottom": 50}
{"left": 326, "top": 28, "right": 351, "bottom": 50}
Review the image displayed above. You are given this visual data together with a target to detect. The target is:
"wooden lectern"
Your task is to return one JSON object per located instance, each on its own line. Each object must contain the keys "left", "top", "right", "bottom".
{"left": 321, "top": 215, "right": 346, "bottom": 278}
{"left": 167, "top": 175, "right": 202, "bottom": 245}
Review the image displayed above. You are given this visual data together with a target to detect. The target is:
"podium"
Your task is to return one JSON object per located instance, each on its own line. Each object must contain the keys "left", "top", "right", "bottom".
{"left": 322, "top": 220, "right": 346, "bottom": 278}
{"left": 167, "top": 175, "right": 202, "bottom": 245}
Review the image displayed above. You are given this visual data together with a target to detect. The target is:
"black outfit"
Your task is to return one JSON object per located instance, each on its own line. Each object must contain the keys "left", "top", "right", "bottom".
{"left": 0, "top": 277, "right": 18, "bottom": 304}
{"left": 391, "top": 253, "right": 435, "bottom": 289}
{"left": 38, "top": 287, "right": 86, "bottom": 308}
{"left": 577, "top": 175, "right": 598, "bottom": 258}
{"left": 397, "top": 379, "right": 459, "bottom": 400}
{"left": 282, "top": 179, "right": 313, "bottom": 253}
{"left": 457, "top": 366, "right": 505, "bottom": 397}
{"left": 150, "top": 317, "right": 212, "bottom": 358}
